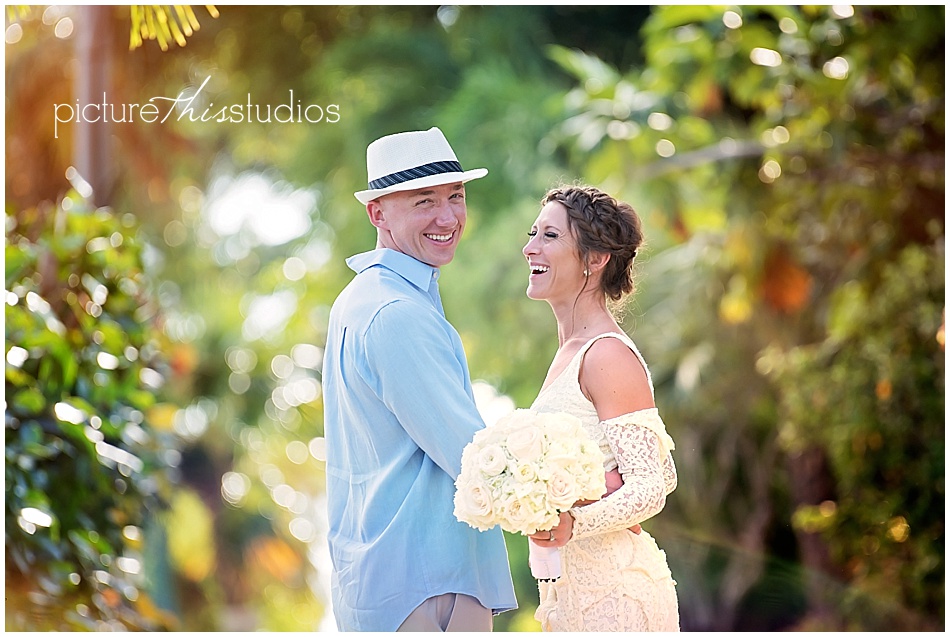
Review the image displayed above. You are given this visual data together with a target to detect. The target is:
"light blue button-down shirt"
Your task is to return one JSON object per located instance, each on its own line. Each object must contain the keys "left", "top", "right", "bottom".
{"left": 322, "top": 248, "right": 517, "bottom": 631}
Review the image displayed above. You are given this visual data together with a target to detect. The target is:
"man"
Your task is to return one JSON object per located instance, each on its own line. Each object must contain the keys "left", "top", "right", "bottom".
{"left": 322, "top": 127, "right": 518, "bottom": 631}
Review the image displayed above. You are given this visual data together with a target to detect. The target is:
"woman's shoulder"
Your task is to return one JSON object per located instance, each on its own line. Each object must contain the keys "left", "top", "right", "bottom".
{"left": 579, "top": 333, "right": 654, "bottom": 415}
{"left": 582, "top": 334, "right": 647, "bottom": 376}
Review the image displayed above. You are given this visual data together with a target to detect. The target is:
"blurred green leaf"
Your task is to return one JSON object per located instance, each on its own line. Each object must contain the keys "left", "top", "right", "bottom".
{"left": 6, "top": 191, "right": 180, "bottom": 631}
{"left": 11, "top": 387, "right": 46, "bottom": 414}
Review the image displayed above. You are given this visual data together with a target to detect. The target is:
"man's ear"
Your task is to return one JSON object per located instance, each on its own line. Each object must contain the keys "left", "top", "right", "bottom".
{"left": 366, "top": 200, "right": 387, "bottom": 230}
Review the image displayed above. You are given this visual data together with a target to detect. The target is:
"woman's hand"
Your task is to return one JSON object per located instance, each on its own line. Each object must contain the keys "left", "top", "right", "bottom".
{"left": 528, "top": 511, "right": 574, "bottom": 548}
{"left": 531, "top": 471, "right": 644, "bottom": 545}
{"left": 572, "top": 469, "right": 642, "bottom": 535}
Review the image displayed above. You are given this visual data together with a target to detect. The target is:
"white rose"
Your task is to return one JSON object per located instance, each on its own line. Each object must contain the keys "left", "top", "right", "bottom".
{"left": 454, "top": 480, "right": 495, "bottom": 530}
{"left": 476, "top": 444, "right": 508, "bottom": 476}
{"left": 546, "top": 468, "right": 580, "bottom": 510}
{"left": 510, "top": 461, "right": 538, "bottom": 483}
{"left": 501, "top": 495, "right": 535, "bottom": 535}
{"left": 505, "top": 423, "right": 544, "bottom": 462}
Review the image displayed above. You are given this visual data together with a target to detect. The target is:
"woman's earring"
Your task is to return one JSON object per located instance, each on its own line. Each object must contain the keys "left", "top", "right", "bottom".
{"left": 583, "top": 269, "right": 590, "bottom": 277}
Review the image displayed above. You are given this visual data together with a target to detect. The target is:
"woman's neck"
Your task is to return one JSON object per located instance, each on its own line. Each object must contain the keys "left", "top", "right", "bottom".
{"left": 549, "top": 292, "right": 617, "bottom": 347}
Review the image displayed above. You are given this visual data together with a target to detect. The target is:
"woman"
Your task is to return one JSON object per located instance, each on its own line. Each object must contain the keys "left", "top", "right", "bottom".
{"left": 522, "top": 185, "right": 679, "bottom": 631}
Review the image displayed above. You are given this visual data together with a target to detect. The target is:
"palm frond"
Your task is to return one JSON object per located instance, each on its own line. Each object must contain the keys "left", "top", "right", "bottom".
{"left": 129, "top": 5, "right": 218, "bottom": 51}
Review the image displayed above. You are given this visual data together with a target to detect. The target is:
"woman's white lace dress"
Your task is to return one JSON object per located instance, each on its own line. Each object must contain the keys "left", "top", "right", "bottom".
{"left": 530, "top": 332, "right": 680, "bottom": 632}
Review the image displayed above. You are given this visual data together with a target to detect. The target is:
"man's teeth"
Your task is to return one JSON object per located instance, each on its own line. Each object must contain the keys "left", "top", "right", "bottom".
{"left": 426, "top": 233, "right": 452, "bottom": 242}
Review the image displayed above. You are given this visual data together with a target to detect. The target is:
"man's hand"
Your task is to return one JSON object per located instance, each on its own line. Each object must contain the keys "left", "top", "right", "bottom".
{"left": 605, "top": 467, "right": 624, "bottom": 495}
{"left": 571, "top": 469, "right": 641, "bottom": 534}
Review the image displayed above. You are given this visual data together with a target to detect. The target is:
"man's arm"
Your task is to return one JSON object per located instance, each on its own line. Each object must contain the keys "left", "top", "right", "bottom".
{"left": 359, "top": 299, "right": 483, "bottom": 479}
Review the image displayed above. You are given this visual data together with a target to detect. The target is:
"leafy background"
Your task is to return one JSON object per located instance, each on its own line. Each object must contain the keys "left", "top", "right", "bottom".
{"left": 5, "top": 5, "right": 944, "bottom": 631}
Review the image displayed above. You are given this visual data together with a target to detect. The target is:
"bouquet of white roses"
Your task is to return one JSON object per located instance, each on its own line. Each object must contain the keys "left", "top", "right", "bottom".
{"left": 454, "top": 409, "right": 606, "bottom": 578}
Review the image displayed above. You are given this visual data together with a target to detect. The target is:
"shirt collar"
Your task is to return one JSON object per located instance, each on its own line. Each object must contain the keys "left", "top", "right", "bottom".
{"left": 346, "top": 248, "right": 440, "bottom": 291}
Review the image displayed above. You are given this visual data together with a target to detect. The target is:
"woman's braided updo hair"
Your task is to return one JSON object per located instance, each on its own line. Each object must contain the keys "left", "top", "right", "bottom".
{"left": 541, "top": 185, "right": 644, "bottom": 302}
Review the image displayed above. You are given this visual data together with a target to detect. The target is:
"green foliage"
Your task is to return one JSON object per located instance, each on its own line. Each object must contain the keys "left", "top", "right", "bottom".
{"left": 5, "top": 193, "right": 179, "bottom": 630}
{"left": 769, "top": 244, "right": 944, "bottom": 630}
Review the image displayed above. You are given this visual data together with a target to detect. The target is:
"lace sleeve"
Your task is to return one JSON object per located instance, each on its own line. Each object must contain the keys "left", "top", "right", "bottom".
{"left": 569, "top": 409, "right": 677, "bottom": 540}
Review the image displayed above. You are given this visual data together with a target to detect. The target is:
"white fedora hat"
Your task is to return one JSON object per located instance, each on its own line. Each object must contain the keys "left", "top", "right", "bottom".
{"left": 354, "top": 127, "right": 488, "bottom": 205}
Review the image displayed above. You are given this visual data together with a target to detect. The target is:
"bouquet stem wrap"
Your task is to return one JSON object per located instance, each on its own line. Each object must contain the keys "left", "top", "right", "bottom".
{"left": 529, "top": 543, "right": 561, "bottom": 580}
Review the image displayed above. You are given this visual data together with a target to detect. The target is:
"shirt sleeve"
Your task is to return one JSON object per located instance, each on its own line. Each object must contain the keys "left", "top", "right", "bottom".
{"left": 569, "top": 411, "right": 678, "bottom": 540}
{"left": 358, "top": 298, "right": 485, "bottom": 480}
